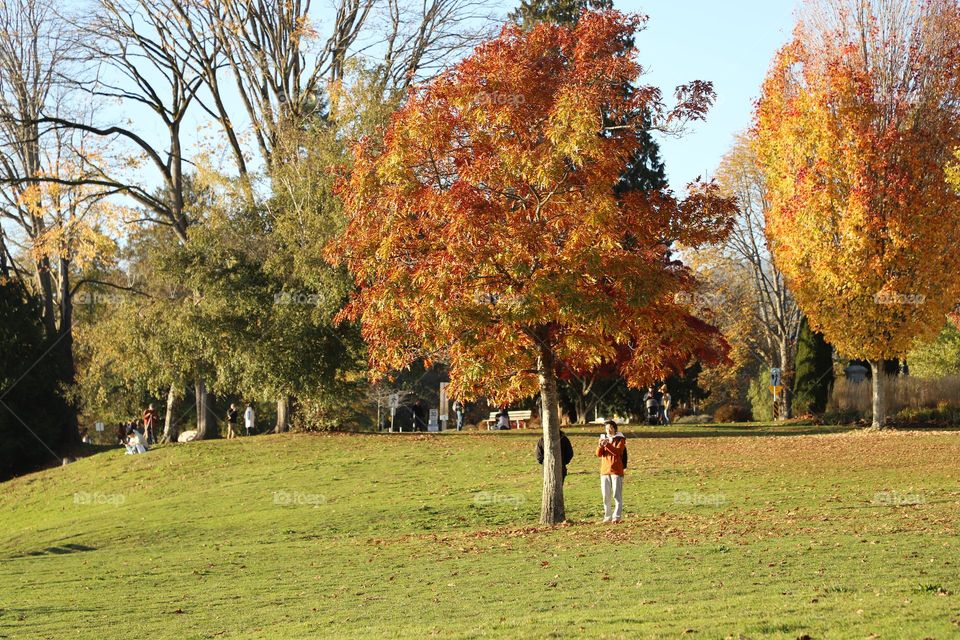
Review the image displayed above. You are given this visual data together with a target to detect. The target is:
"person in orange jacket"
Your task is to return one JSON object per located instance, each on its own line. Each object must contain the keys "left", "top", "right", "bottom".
{"left": 596, "top": 420, "right": 626, "bottom": 523}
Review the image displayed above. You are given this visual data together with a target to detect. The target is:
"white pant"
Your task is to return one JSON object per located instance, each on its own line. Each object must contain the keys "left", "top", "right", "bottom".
{"left": 601, "top": 474, "right": 623, "bottom": 520}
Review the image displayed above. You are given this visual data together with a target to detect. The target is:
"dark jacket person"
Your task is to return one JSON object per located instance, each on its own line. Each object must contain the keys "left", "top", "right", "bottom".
{"left": 536, "top": 430, "right": 575, "bottom": 482}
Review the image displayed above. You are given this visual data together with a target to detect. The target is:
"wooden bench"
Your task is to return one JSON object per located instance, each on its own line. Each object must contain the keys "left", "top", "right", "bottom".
{"left": 487, "top": 410, "right": 533, "bottom": 430}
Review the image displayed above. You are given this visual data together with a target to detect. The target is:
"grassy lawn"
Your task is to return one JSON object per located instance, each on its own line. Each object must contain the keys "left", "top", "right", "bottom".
{"left": 1, "top": 424, "right": 958, "bottom": 639}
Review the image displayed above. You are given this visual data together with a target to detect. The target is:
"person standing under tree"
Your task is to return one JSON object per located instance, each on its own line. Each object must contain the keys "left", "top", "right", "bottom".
{"left": 596, "top": 420, "right": 627, "bottom": 523}
{"left": 536, "top": 430, "right": 574, "bottom": 483}
{"left": 244, "top": 403, "right": 255, "bottom": 436}
{"left": 226, "top": 404, "right": 239, "bottom": 438}
{"left": 660, "top": 385, "right": 672, "bottom": 425}
{"left": 142, "top": 404, "right": 159, "bottom": 444}
{"left": 453, "top": 400, "right": 465, "bottom": 431}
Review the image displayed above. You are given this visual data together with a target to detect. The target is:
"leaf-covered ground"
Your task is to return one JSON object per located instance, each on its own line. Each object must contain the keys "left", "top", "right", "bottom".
{"left": 1, "top": 424, "right": 958, "bottom": 639}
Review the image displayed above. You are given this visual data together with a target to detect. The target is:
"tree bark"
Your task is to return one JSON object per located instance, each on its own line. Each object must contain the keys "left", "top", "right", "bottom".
{"left": 161, "top": 383, "right": 180, "bottom": 443}
{"left": 537, "top": 340, "right": 565, "bottom": 525}
{"left": 870, "top": 360, "right": 886, "bottom": 429}
{"left": 274, "top": 395, "right": 291, "bottom": 433}
{"left": 57, "top": 258, "right": 79, "bottom": 446}
{"left": 194, "top": 378, "right": 217, "bottom": 439}
{"left": 574, "top": 395, "right": 587, "bottom": 426}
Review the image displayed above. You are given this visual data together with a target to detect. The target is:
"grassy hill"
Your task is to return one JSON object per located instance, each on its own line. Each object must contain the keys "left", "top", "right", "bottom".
{"left": 1, "top": 424, "right": 958, "bottom": 639}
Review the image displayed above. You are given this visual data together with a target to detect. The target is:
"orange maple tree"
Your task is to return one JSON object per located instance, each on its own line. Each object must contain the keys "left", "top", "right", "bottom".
{"left": 329, "top": 11, "right": 735, "bottom": 524}
{"left": 755, "top": 0, "right": 960, "bottom": 428}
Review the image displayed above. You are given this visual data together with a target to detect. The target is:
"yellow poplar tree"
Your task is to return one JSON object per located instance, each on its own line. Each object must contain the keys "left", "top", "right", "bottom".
{"left": 755, "top": 0, "right": 960, "bottom": 427}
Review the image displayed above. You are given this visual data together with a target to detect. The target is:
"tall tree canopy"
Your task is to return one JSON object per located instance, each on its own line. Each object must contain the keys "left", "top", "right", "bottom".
{"left": 755, "top": 0, "right": 960, "bottom": 427}
{"left": 330, "top": 11, "right": 735, "bottom": 523}
{"left": 511, "top": 0, "right": 668, "bottom": 426}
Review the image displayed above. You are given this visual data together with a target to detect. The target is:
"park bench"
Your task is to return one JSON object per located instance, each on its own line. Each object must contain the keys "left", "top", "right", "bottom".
{"left": 486, "top": 410, "right": 533, "bottom": 430}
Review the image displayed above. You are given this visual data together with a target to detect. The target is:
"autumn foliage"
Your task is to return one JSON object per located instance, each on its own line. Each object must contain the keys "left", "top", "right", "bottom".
{"left": 755, "top": 0, "right": 960, "bottom": 425}
{"left": 756, "top": 3, "right": 960, "bottom": 359}
{"left": 329, "top": 10, "right": 736, "bottom": 523}
{"left": 330, "top": 11, "right": 733, "bottom": 404}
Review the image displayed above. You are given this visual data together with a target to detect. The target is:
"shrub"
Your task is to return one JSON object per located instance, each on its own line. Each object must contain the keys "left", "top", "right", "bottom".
{"left": 713, "top": 404, "right": 752, "bottom": 423}
{"left": 748, "top": 375, "right": 775, "bottom": 422}
{"left": 793, "top": 317, "right": 834, "bottom": 414}
{"left": 819, "top": 408, "right": 861, "bottom": 425}
{"left": 890, "top": 406, "right": 960, "bottom": 427}
{"left": 829, "top": 375, "right": 960, "bottom": 417}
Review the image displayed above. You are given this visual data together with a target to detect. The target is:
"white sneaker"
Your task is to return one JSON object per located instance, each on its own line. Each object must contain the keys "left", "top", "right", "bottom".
{"left": 602, "top": 517, "right": 611, "bottom": 523}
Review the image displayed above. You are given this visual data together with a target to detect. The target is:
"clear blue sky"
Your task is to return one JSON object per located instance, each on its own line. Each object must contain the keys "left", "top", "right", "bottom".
{"left": 619, "top": 0, "right": 800, "bottom": 190}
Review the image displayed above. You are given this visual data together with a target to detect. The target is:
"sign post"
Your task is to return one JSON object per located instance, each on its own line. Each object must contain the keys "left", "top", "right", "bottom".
{"left": 770, "top": 368, "right": 783, "bottom": 420}
{"left": 770, "top": 367, "right": 782, "bottom": 387}
{"left": 428, "top": 409, "right": 439, "bottom": 432}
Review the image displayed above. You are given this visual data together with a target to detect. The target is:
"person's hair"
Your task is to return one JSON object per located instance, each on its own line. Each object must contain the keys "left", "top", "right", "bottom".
{"left": 660, "top": 385, "right": 668, "bottom": 392}
{"left": 603, "top": 420, "right": 618, "bottom": 431}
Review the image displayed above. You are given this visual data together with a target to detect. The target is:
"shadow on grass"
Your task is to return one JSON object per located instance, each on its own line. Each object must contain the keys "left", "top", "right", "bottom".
{"left": 444, "top": 422, "right": 960, "bottom": 439}
{"left": 280, "top": 422, "right": 960, "bottom": 441}
{"left": 10, "top": 543, "right": 97, "bottom": 560}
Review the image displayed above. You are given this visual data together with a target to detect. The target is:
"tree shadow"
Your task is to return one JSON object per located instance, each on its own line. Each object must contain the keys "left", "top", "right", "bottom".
{"left": 11, "top": 543, "right": 97, "bottom": 559}
{"left": 484, "top": 422, "right": 960, "bottom": 440}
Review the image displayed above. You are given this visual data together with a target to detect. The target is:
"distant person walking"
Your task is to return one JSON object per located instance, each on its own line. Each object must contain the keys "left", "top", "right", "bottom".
{"left": 226, "top": 404, "right": 239, "bottom": 439}
{"left": 596, "top": 420, "right": 626, "bottom": 523}
{"left": 244, "top": 403, "right": 255, "bottom": 436}
{"left": 660, "top": 385, "right": 672, "bottom": 425}
{"left": 453, "top": 400, "right": 465, "bottom": 431}
{"left": 142, "top": 404, "right": 159, "bottom": 444}
{"left": 535, "top": 430, "right": 574, "bottom": 483}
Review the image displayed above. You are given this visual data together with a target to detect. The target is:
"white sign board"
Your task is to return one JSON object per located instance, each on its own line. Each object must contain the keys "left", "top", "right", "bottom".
{"left": 95, "top": 422, "right": 105, "bottom": 432}
{"left": 428, "top": 409, "right": 439, "bottom": 432}
{"left": 770, "top": 368, "right": 782, "bottom": 387}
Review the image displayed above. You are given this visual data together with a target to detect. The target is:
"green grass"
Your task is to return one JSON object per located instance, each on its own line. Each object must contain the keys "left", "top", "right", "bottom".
{"left": 1, "top": 424, "right": 959, "bottom": 639}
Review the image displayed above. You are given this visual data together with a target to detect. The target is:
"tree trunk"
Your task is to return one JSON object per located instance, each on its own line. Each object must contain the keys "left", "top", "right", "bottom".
{"left": 57, "top": 259, "right": 79, "bottom": 446}
{"left": 194, "top": 378, "right": 216, "bottom": 439}
{"left": 274, "top": 395, "right": 291, "bottom": 433}
{"left": 537, "top": 341, "right": 565, "bottom": 525}
{"left": 574, "top": 395, "right": 588, "bottom": 426}
{"left": 870, "top": 360, "right": 886, "bottom": 429}
{"left": 161, "top": 383, "right": 180, "bottom": 443}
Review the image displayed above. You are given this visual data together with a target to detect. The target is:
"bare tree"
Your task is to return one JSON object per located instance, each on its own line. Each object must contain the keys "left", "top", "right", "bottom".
{"left": 715, "top": 132, "right": 803, "bottom": 418}
{"left": 176, "top": 0, "right": 492, "bottom": 172}
{"left": 0, "top": 0, "right": 71, "bottom": 333}
{"left": 27, "top": 0, "right": 210, "bottom": 244}
{"left": 375, "top": 0, "right": 495, "bottom": 94}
